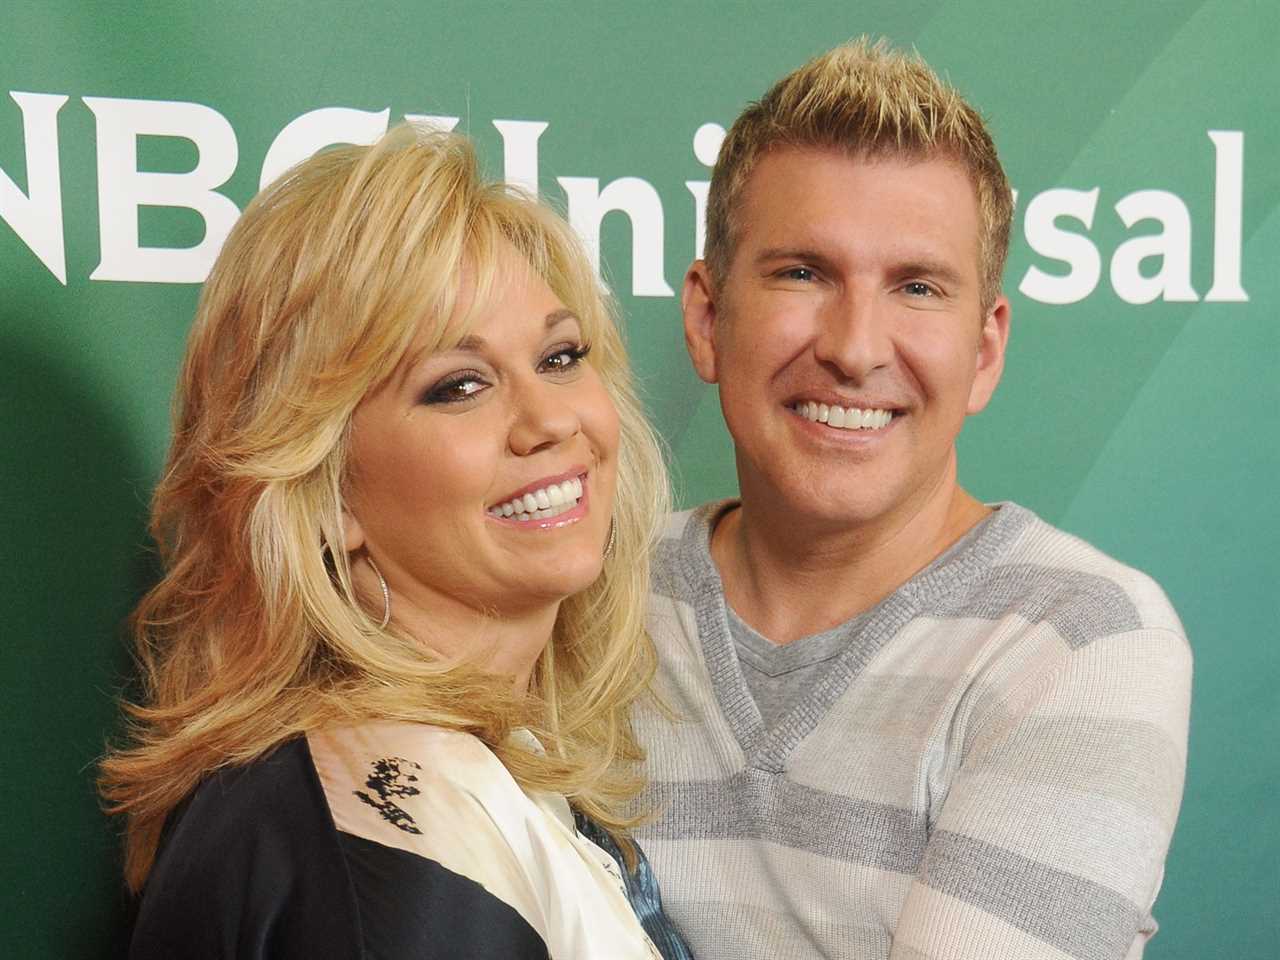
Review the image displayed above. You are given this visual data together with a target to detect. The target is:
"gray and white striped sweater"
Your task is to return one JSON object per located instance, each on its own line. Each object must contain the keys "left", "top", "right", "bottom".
{"left": 633, "top": 501, "right": 1191, "bottom": 960}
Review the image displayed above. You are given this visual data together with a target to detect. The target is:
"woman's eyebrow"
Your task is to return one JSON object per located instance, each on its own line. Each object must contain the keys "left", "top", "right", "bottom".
{"left": 452, "top": 307, "right": 578, "bottom": 353}
{"left": 398, "top": 307, "right": 580, "bottom": 388}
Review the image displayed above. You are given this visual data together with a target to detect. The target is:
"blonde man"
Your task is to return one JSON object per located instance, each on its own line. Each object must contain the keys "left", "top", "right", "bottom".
{"left": 633, "top": 40, "right": 1191, "bottom": 960}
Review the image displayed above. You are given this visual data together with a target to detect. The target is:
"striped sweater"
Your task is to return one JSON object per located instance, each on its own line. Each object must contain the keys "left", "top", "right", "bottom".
{"left": 633, "top": 501, "right": 1191, "bottom": 960}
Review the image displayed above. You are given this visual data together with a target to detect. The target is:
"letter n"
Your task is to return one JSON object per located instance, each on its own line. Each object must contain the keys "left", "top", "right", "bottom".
{"left": 0, "top": 92, "right": 69, "bottom": 284}
{"left": 556, "top": 176, "right": 674, "bottom": 297}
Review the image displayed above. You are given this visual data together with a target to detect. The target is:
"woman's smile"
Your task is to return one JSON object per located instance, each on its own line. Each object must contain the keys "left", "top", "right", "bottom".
{"left": 488, "top": 468, "right": 589, "bottom": 526}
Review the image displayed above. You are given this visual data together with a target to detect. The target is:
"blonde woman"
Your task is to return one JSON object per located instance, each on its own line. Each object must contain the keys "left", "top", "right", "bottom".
{"left": 101, "top": 126, "right": 691, "bottom": 960}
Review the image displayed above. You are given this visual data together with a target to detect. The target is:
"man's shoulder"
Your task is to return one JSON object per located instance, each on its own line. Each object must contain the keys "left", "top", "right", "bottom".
{"left": 658, "top": 500, "right": 730, "bottom": 542}
{"left": 975, "top": 502, "right": 1185, "bottom": 640}
{"left": 650, "top": 501, "right": 734, "bottom": 601}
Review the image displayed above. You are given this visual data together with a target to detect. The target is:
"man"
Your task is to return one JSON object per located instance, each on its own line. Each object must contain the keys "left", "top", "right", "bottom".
{"left": 633, "top": 39, "right": 1191, "bottom": 960}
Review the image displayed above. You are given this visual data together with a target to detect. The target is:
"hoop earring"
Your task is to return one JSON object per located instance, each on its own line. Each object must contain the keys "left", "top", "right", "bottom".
{"left": 364, "top": 554, "right": 391, "bottom": 629}
{"left": 603, "top": 519, "right": 617, "bottom": 559}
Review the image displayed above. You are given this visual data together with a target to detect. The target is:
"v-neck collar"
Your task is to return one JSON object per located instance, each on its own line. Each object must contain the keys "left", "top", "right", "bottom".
{"left": 671, "top": 500, "right": 1031, "bottom": 773}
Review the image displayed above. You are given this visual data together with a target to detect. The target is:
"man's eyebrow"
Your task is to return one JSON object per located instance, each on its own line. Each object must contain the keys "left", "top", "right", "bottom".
{"left": 754, "top": 246, "right": 834, "bottom": 267}
{"left": 753, "top": 248, "right": 967, "bottom": 290}
{"left": 894, "top": 260, "right": 966, "bottom": 288}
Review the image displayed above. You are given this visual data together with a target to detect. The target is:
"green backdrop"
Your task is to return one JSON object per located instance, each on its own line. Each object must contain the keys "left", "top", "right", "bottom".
{"left": 2, "top": 1, "right": 1275, "bottom": 956}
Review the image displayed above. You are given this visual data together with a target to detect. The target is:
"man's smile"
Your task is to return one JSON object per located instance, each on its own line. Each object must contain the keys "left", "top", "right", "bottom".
{"left": 788, "top": 400, "right": 897, "bottom": 431}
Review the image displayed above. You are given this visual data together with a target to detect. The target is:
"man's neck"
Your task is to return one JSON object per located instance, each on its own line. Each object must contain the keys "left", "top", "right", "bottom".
{"left": 711, "top": 478, "right": 990, "bottom": 645}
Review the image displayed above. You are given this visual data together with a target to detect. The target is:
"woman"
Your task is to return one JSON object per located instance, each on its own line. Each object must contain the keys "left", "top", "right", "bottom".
{"left": 100, "top": 125, "right": 689, "bottom": 959}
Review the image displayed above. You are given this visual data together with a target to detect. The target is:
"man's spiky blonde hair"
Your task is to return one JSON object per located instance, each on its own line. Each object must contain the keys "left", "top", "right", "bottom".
{"left": 705, "top": 37, "right": 1013, "bottom": 310}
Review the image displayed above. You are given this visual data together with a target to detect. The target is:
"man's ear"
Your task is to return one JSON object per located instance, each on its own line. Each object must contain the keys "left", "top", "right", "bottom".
{"left": 341, "top": 507, "right": 366, "bottom": 554}
{"left": 682, "top": 260, "right": 720, "bottom": 384}
{"left": 967, "top": 294, "right": 1011, "bottom": 415}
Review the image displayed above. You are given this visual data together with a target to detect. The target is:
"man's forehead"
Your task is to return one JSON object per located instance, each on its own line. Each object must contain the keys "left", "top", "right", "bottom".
{"left": 734, "top": 147, "right": 982, "bottom": 264}
{"left": 740, "top": 145, "right": 978, "bottom": 208}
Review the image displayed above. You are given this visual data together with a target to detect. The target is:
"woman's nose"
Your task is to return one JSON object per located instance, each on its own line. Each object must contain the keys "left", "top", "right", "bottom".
{"left": 507, "top": 378, "right": 581, "bottom": 456}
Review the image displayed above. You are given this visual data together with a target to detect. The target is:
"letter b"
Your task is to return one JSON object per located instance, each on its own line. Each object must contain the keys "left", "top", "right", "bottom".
{"left": 85, "top": 96, "right": 240, "bottom": 283}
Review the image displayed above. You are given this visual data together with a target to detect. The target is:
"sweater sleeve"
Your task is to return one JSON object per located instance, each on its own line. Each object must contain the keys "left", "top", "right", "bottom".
{"left": 889, "top": 626, "right": 1192, "bottom": 960}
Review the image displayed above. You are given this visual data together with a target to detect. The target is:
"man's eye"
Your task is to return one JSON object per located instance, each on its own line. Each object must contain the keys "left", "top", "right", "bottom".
{"left": 540, "top": 344, "right": 591, "bottom": 374}
{"left": 422, "top": 374, "right": 487, "bottom": 404}
{"left": 781, "top": 266, "right": 816, "bottom": 282}
{"left": 902, "top": 281, "right": 935, "bottom": 297}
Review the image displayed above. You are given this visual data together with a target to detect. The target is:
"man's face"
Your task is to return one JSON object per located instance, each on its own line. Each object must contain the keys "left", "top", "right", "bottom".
{"left": 684, "top": 147, "right": 1009, "bottom": 532}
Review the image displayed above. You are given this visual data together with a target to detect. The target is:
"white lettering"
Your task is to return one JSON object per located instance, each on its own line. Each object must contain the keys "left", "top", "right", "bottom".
{"left": 259, "top": 106, "right": 390, "bottom": 189}
{"left": 0, "top": 92, "right": 69, "bottom": 284}
{"left": 492, "top": 119, "right": 548, "bottom": 196}
{"left": 556, "top": 175, "right": 674, "bottom": 297}
{"left": 403, "top": 114, "right": 460, "bottom": 132}
{"left": 692, "top": 122, "right": 725, "bottom": 167}
{"left": 686, "top": 122, "right": 722, "bottom": 261}
{"left": 1206, "top": 129, "right": 1247, "bottom": 302}
{"left": 686, "top": 180, "right": 709, "bottom": 260}
{"left": 1111, "top": 190, "right": 1197, "bottom": 304}
{"left": 84, "top": 96, "right": 239, "bottom": 283}
{"left": 1018, "top": 187, "right": 1101, "bottom": 304}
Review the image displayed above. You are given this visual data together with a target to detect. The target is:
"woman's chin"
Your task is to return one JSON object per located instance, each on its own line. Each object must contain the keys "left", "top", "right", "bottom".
{"left": 506, "top": 552, "right": 606, "bottom": 608}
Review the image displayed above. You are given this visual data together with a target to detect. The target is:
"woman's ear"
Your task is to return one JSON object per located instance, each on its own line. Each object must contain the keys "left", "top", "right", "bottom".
{"left": 341, "top": 508, "right": 366, "bottom": 554}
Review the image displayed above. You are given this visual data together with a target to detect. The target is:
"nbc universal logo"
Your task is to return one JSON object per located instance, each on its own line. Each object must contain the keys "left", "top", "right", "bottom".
{"left": 1, "top": 93, "right": 1248, "bottom": 304}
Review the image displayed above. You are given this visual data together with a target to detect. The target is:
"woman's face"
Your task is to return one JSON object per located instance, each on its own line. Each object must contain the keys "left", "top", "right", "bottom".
{"left": 343, "top": 246, "right": 620, "bottom": 629}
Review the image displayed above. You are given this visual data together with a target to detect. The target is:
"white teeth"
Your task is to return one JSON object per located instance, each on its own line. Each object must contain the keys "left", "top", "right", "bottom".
{"left": 491, "top": 477, "right": 586, "bottom": 522}
{"left": 793, "top": 402, "right": 893, "bottom": 431}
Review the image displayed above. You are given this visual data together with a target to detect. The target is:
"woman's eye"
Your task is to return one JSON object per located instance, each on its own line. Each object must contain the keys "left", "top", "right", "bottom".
{"left": 422, "top": 374, "right": 487, "bottom": 404}
{"left": 540, "top": 343, "right": 591, "bottom": 374}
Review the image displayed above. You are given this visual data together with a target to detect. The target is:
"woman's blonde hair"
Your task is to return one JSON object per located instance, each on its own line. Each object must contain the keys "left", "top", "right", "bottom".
{"left": 99, "top": 125, "right": 670, "bottom": 892}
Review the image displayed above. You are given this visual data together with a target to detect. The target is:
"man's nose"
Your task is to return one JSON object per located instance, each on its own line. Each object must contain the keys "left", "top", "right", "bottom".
{"left": 507, "top": 377, "right": 581, "bottom": 456}
{"left": 811, "top": 289, "right": 894, "bottom": 381}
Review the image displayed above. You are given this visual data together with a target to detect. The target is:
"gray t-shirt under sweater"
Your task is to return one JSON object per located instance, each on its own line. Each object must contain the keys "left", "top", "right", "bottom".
{"left": 633, "top": 501, "right": 1192, "bottom": 960}
{"left": 730, "top": 517, "right": 993, "bottom": 731}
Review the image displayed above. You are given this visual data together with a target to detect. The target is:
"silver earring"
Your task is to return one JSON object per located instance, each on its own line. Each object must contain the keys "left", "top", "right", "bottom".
{"left": 603, "top": 520, "right": 617, "bottom": 559}
{"left": 364, "top": 554, "right": 391, "bottom": 629}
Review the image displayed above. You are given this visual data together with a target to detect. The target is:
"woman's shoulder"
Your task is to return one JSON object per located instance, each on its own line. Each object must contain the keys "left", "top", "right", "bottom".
{"left": 305, "top": 721, "right": 556, "bottom": 953}
{"left": 305, "top": 721, "right": 557, "bottom": 855}
{"left": 307, "top": 721, "right": 522, "bottom": 815}
{"left": 153, "top": 736, "right": 337, "bottom": 867}
{"left": 132, "top": 737, "right": 361, "bottom": 958}
{"left": 134, "top": 726, "right": 555, "bottom": 959}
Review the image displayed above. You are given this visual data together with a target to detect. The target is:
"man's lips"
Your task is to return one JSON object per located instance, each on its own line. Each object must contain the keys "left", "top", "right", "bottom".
{"left": 788, "top": 399, "right": 899, "bottom": 431}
